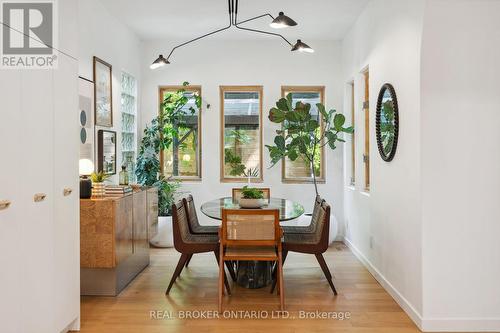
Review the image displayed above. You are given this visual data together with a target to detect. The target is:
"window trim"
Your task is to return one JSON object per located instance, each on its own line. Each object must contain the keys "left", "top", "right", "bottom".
{"left": 158, "top": 85, "right": 203, "bottom": 181}
{"left": 349, "top": 81, "right": 355, "bottom": 186}
{"left": 362, "top": 70, "right": 370, "bottom": 191}
{"left": 219, "top": 85, "right": 264, "bottom": 183}
{"left": 280, "top": 85, "right": 326, "bottom": 184}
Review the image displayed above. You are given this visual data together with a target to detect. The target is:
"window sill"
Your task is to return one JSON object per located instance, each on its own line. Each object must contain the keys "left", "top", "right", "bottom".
{"left": 360, "top": 191, "right": 370, "bottom": 197}
{"left": 281, "top": 179, "right": 326, "bottom": 184}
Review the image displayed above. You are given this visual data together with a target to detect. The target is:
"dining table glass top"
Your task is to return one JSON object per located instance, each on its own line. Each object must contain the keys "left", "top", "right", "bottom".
{"left": 200, "top": 197, "right": 305, "bottom": 221}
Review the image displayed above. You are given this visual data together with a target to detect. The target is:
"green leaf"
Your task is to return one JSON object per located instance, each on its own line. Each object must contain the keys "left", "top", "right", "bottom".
{"left": 285, "top": 110, "right": 301, "bottom": 122}
{"left": 306, "top": 119, "right": 319, "bottom": 132}
{"left": 317, "top": 103, "right": 329, "bottom": 122}
{"left": 274, "top": 136, "right": 286, "bottom": 150}
{"left": 269, "top": 107, "right": 286, "bottom": 123}
{"left": 276, "top": 98, "right": 289, "bottom": 111}
{"left": 342, "top": 126, "right": 354, "bottom": 134}
{"left": 266, "top": 145, "right": 285, "bottom": 166}
{"left": 333, "top": 113, "right": 346, "bottom": 130}
{"left": 288, "top": 149, "right": 298, "bottom": 161}
{"left": 286, "top": 93, "right": 293, "bottom": 110}
{"left": 325, "top": 130, "right": 337, "bottom": 144}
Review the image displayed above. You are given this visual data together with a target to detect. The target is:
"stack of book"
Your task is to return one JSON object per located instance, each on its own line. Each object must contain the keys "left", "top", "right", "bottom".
{"left": 105, "top": 185, "right": 132, "bottom": 197}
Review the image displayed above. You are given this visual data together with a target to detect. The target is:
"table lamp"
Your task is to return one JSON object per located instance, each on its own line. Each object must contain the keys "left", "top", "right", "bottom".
{"left": 79, "top": 159, "right": 94, "bottom": 199}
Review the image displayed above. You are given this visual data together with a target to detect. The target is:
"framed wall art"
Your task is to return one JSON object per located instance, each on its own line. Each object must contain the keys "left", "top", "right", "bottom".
{"left": 93, "top": 56, "right": 113, "bottom": 127}
{"left": 78, "top": 76, "right": 95, "bottom": 164}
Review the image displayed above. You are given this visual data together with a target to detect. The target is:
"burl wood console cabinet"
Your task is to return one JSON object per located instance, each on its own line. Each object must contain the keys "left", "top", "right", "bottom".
{"left": 80, "top": 187, "right": 158, "bottom": 295}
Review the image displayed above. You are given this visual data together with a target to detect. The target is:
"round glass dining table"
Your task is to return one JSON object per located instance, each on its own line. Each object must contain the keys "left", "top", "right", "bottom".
{"left": 200, "top": 197, "right": 305, "bottom": 289}
{"left": 200, "top": 197, "right": 305, "bottom": 221}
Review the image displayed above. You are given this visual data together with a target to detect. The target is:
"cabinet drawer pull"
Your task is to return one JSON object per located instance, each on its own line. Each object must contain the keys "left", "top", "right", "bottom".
{"left": 63, "top": 188, "right": 73, "bottom": 196}
{"left": 34, "top": 193, "right": 47, "bottom": 202}
{"left": 0, "top": 200, "right": 11, "bottom": 210}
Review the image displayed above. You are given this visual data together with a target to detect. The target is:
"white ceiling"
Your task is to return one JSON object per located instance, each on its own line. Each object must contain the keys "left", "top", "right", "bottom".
{"left": 98, "top": 0, "right": 369, "bottom": 41}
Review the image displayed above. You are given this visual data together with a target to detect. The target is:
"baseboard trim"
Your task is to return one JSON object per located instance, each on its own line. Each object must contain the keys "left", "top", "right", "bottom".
{"left": 344, "top": 237, "right": 500, "bottom": 332}
{"left": 343, "top": 237, "right": 424, "bottom": 330}
{"left": 421, "top": 318, "right": 500, "bottom": 332}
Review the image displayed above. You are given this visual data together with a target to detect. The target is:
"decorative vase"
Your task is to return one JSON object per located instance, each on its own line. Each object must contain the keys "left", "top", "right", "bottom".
{"left": 92, "top": 182, "right": 106, "bottom": 198}
{"left": 79, "top": 177, "right": 92, "bottom": 199}
{"left": 239, "top": 198, "right": 267, "bottom": 209}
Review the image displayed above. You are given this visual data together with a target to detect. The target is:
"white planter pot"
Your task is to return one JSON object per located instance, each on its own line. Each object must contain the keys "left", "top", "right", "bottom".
{"left": 150, "top": 216, "right": 174, "bottom": 248}
{"left": 239, "top": 198, "right": 267, "bottom": 208}
{"left": 329, "top": 214, "right": 338, "bottom": 245}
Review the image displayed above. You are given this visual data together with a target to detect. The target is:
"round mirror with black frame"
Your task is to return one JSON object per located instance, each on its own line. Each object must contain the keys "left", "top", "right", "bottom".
{"left": 376, "top": 83, "right": 399, "bottom": 162}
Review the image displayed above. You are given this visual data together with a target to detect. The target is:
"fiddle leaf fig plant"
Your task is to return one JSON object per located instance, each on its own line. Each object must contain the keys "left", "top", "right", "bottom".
{"left": 266, "top": 93, "right": 354, "bottom": 196}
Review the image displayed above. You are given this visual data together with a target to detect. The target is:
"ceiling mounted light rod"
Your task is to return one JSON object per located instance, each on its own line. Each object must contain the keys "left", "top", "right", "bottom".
{"left": 151, "top": 0, "right": 312, "bottom": 69}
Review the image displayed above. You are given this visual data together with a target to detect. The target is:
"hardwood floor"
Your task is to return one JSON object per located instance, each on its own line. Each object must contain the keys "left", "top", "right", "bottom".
{"left": 79, "top": 242, "right": 422, "bottom": 333}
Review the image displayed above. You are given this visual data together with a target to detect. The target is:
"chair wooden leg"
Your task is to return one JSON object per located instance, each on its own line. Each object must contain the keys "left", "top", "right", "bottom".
{"left": 214, "top": 251, "right": 231, "bottom": 296}
{"left": 184, "top": 254, "right": 193, "bottom": 268}
{"left": 278, "top": 251, "right": 285, "bottom": 310}
{"left": 166, "top": 253, "right": 189, "bottom": 295}
{"left": 217, "top": 248, "right": 224, "bottom": 313}
{"left": 270, "top": 250, "right": 288, "bottom": 293}
{"left": 225, "top": 261, "right": 237, "bottom": 281}
{"left": 315, "top": 253, "right": 338, "bottom": 295}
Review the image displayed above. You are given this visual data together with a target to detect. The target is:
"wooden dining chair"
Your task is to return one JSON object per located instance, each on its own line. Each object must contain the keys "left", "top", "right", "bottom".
{"left": 218, "top": 208, "right": 284, "bottom": 312}
{"left": 271, "top": 200, "right": 338, "bottom": 295}
{"left": 166, "top": 199, "right": 231, "bottom": 295}
{"left": 231, "top": 187, "right": 271, "bottom": 203}
{"left": 182, "top": 195, "right": 237, "bottom": 281}
{"left": 281, "top": 195, "right": 323, "bottom": 234}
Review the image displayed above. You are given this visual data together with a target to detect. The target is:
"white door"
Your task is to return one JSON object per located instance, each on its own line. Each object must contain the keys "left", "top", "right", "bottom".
{"left": 52, "top": 54, "right": 80, "bottom": 332}
{"left": 18, "top": 69, "right": 56, "bottom": 333}
{"left": 0, "top": 69, "right": 24, "bottom": 333}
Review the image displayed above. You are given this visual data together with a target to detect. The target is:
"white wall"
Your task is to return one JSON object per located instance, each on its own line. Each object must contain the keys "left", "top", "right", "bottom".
{"left": 140, "top": 38, "right": 346, "bottom": 235}
{"left": 342, "top": 0, "right": 425, "bottom": 322}
{"left": 78, "top": 0, "right": 142, "bottom": 180}
{"left": 421, "top": 0, "right": 500, "bottom": 331}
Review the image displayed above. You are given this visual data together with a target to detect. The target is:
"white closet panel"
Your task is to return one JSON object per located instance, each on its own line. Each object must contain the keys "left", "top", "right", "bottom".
{"left": 19, "top": 69, "right": 56, "bottom": 333}
{"left": 53, "top": 54, "right": 80, "bottom": 332}
{"left": 0, "top": 70, "right": 23, "bottom": 333}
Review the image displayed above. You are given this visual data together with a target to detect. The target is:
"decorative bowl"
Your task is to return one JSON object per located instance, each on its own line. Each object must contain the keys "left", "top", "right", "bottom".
{"left": 239, "top": 198, "right": 267, "bottom": 209}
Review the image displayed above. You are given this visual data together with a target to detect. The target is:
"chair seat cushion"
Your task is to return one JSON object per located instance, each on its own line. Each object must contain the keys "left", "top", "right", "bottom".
{"left": 284, "top": 231, "right": 320, "bottom": 245}
{"left": 190, "top": 224, "right": 219, "bottom": 234}
{"left": 184, "top": 232, "right": 219, "bottom": 244}
{"left": 282, "top": 224, "right": 314, "bottom": 234}
{"left": 225, "top": 246, "right": 278, "bottom": 260}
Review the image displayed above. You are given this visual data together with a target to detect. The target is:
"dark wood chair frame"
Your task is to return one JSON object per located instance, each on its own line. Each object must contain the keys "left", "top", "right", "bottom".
{"left": 182, "top": 195, "right": 237, "bottom": 281}
{"left": 271, "top": 201, "right": 337, "bottom": 295}
{"left": 166, "top": 200, "right": 231, "bottom": 295}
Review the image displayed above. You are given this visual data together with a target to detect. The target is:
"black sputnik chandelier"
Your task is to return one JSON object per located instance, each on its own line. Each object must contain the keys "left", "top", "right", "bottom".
{"left": 150, "top": 0, "right": 313, "bottom": 69}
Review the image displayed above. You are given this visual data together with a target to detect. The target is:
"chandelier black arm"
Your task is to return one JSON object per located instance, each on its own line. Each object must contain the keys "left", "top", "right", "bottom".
{"left": 235, "top": 13, "right": 275, "bottom": 26}
{"left": 232, "top": 0, "right": 292, "bottom": 48}
{"left": 234, "top": 24, "right": 293, "bottom": 47}
{"left": 166, "top": 0, "right": 233, "bottom": 61}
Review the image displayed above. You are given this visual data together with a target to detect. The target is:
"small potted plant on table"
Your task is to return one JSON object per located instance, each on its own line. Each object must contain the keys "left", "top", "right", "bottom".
{"left": 239, "top": 186, "right": 267, "bottom": 208}
{"left": 90, "top": 171, "right": 109, "bottom": 198}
